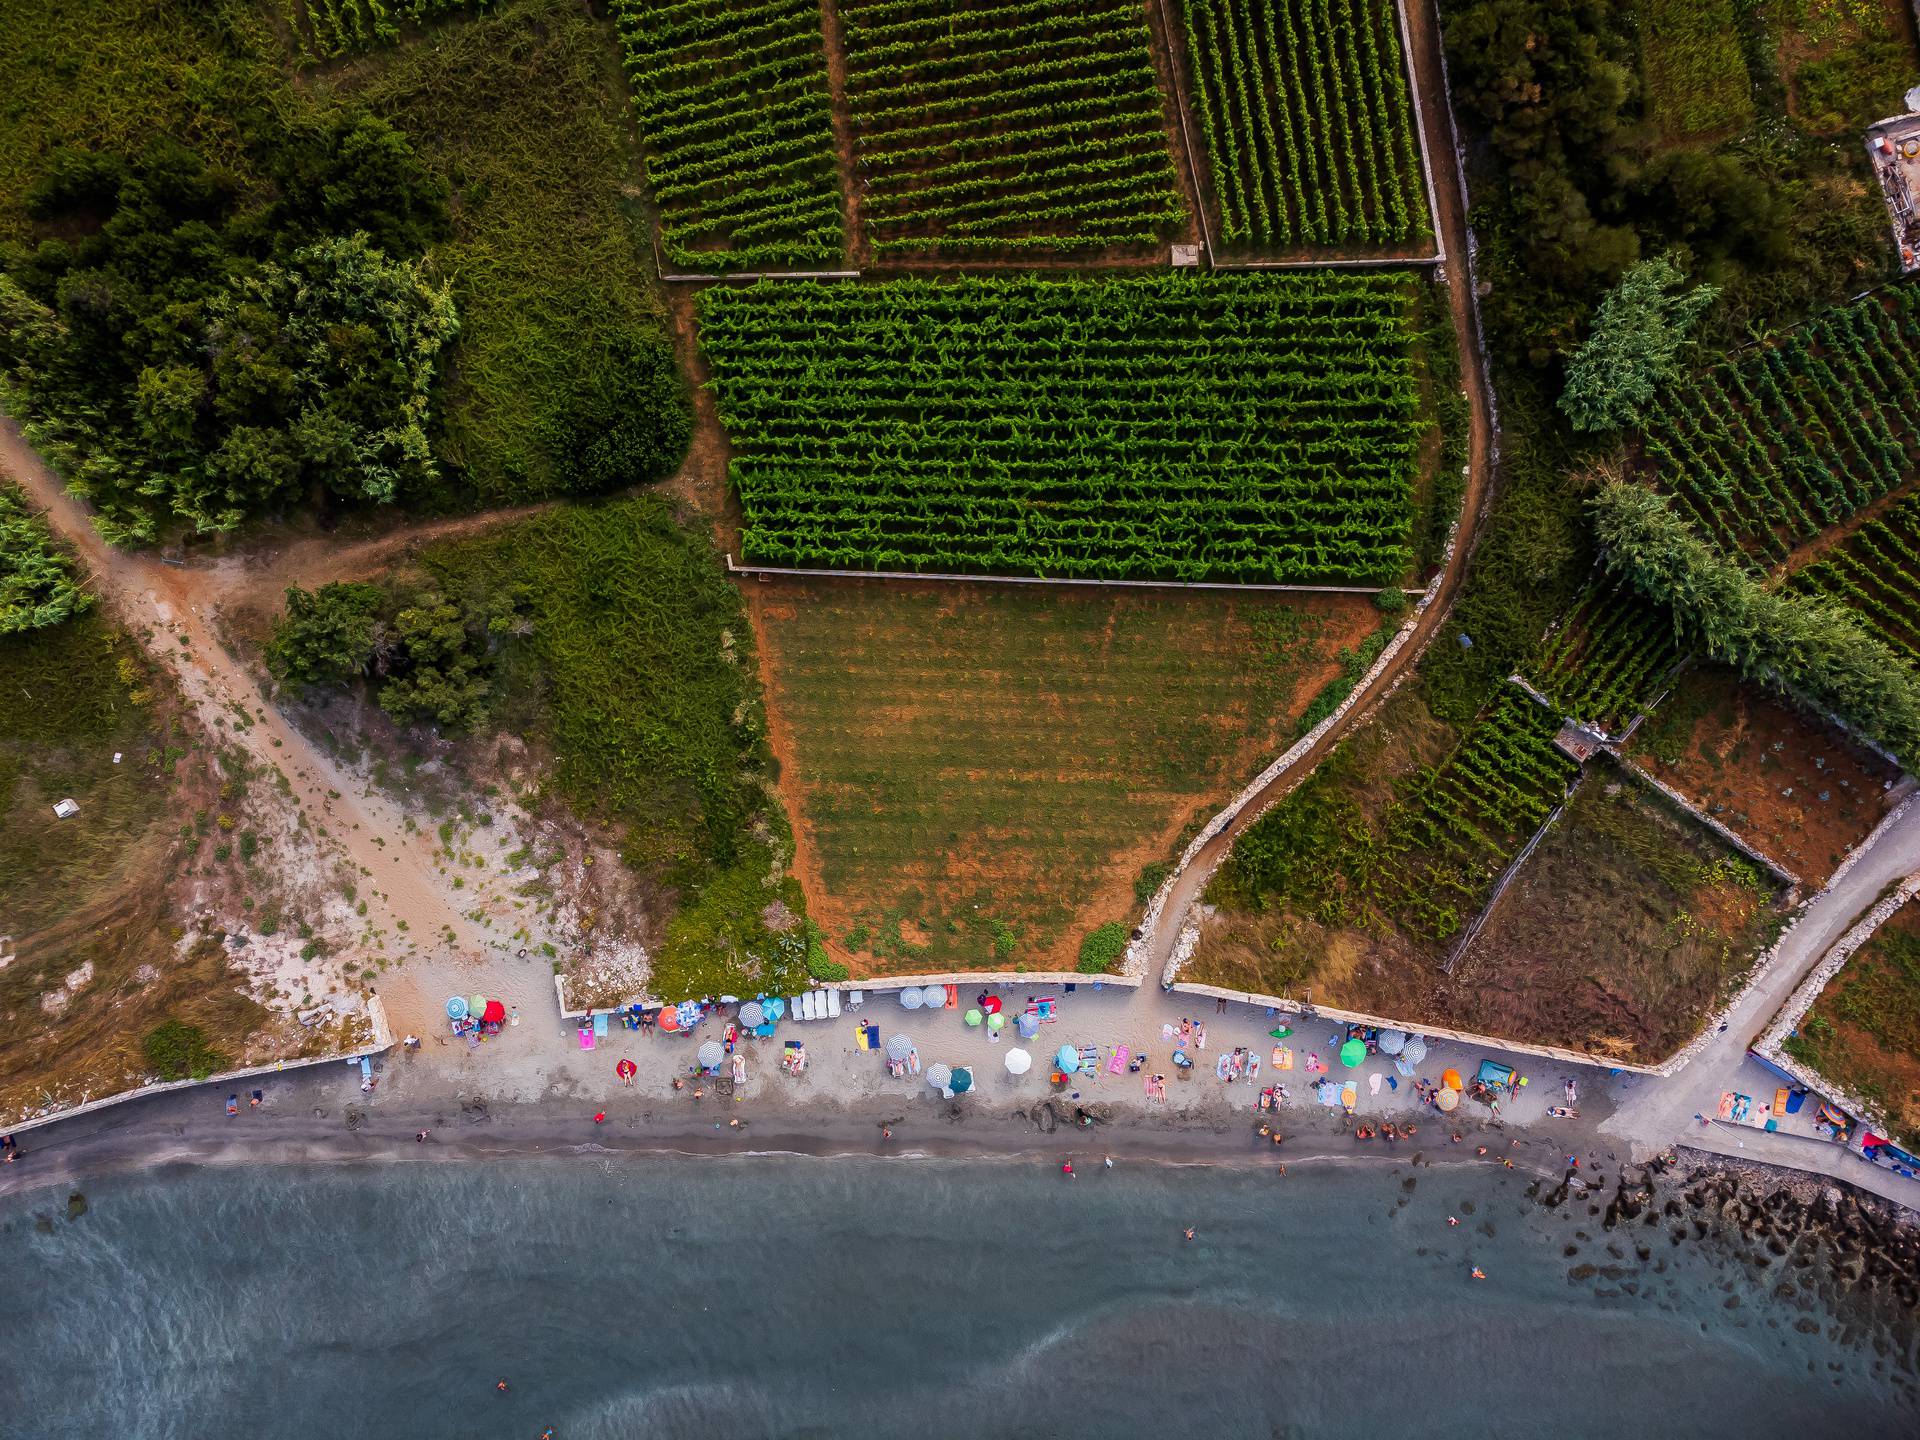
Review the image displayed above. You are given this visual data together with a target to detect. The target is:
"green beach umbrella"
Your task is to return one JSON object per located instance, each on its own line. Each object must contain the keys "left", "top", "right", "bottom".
{"left": 987, "top": 1012, "right": 1006, "bottom": 1032}
{"left": 965, "top": 1008, "right": 983, "bottom": 1027}
{"left": 1339, "top": 1038, "right": 1367, "bottom": 1069}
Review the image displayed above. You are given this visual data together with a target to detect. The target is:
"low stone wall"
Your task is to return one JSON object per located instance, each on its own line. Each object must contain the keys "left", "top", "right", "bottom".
{"left": 5, "top": 992, "right": 393, "bottom": 1137}
{"left": 1165, "top": 980, "right": 1664, "bottom": 1075}
{"left": 553, "top": 971, "right": 1142, "bottom": 1021}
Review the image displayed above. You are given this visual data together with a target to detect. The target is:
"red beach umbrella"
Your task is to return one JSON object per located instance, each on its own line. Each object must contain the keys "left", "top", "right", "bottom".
{"left": 657, "top": 1008, "right": 680, "bottom": 1033}
{"left": 981, "top": 996, "right": 1002, "bottom": 1014}
{"left": 482, "top": 1000, "right": 506, "bottom": 1025}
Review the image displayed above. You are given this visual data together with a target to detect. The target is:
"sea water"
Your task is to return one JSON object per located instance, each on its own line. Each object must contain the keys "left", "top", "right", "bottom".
{"left": 0, "top": 1155, "right": 1912, "bottom": 1439}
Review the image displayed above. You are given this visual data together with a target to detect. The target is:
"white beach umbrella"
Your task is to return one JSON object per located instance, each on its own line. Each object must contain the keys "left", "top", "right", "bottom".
{"left": 900, "top": 988, "right": 924, "bottom": 1010}
{"left": 696, "top": 1040, "right": 724, "bottom": 1069}
{"left": 926, "top": 1063, "right": 952, "bottom": 1091}
{"left": 921, "top": 985, "right": 947, "bottom": 1009}
{"left": 739, "top": 1001, "right": 765, "bottom": 1029}
{"left": 1400, "top": 1035, "right": 1428, "bottom": 1066}
{"left": 1004, "top": 1048, "right": 1032, "bottom": 1075}
{"left": 886, "top": 1033, "right": 916, "bottom": 1062}
{"left": 1377, "top": 1029, "right": 1407, "bottom": 1055}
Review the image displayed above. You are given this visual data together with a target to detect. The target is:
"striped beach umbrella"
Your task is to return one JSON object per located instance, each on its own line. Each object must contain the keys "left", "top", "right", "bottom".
{"left": 900, "top": 988, "right": 924, "bottom": 1010}
{"left": 886, "top": 1033, "right": 915, "bottom": 1062}
{"left": 926, "top": 1063, "right": 952, "bottom": 1091}
{"left": 739, "top": 1001, "right": 765, "bottom": 1029}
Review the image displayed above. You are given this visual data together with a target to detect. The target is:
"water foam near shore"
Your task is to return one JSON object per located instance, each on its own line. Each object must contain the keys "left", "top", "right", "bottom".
{"left": 1, "top": 1155, "right": 1913, "bottom": 1439}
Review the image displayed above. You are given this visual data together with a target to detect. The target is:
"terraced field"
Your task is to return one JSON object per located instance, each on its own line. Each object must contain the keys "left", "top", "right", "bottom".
{"left": 839, "top": 0, "right": 1187, "bottom": 256}
{"left": 611, "top": 0, "right": 843, "bottom": 270}
{"left": 699, "top": 270, "right": 1425, "bottom": 582}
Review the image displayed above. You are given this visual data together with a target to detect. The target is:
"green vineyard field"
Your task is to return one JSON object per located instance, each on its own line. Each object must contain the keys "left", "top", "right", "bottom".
{"left": 1180, "top": 0, "right": 1429, "bottom": 249}
{"left": 1791, "top": 492, "right": 1920, "bottom": 674}
{"left": 1526, "top": 577, "right": 1682, "bottom": 735}
{"left": 285, "top": 0, "right": 479, "bottom": 57}
{"left": 610, "top": 0, "right": 843, "bottom": 270}
{"left": 839, "top": 0, "right": 1187, "bottom": 256}
{"left": 697, "top": 270, "right": 1425, "bottom": 583}
{"left": 1639, "top": 285, "right": 1920, "bottom": 567}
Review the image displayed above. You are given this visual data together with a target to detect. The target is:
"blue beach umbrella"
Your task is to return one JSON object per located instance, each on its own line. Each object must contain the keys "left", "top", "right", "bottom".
{"left": 445, "top": 996, "right": 468, "bottom": 1021}
{"left": 1017, "top": 1013, "right": 1039, "bottom": 1039}
{"left": 763, "top": 997, "right": 786, "bottom": 1021}
{"left": 1055, "top": 1045, "right": 1079, "bottom": 1074}
{"left": 901, "top": 989, "right": 924, "bottom": 1010}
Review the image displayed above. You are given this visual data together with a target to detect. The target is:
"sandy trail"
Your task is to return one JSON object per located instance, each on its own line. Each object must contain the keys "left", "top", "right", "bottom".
{"left": 0, "top": 416, "right": 550, "bottom": 1039}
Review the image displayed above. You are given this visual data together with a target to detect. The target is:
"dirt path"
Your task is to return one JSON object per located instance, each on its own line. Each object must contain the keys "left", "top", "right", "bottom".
{"left": 1135, "top": 0, "right": 1498, "bottom": 981}
{"left": 0, "top": 417, "right": 549, "bottom": 1040}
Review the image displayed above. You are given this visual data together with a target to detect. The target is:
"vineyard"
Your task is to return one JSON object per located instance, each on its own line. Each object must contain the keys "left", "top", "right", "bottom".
{"left": 283, "top": 0, "right": 479, "bottom": 56}
{"left": 1525, "top": 577, "right": 1682, "bottom": 735}
{"left": 1790, "top": 492, "right": 1920, "bottom": 673}
{"left": 838, "top": 0, "right": 1187, "bottom": 256}
{"left": 1637, "top": 285, "right": 1920, "bottom": 566}
{"left": 1180, "top": 0, "right": 1429, "bottom": 249}
{"left": 1370, "top": 690, "right": 1579, "bottom": 941}
{"left": 609, "top": 0, "right": 843, "bottom": 270}
{"left": 697, "top": 271, "right": 1425, "bottom": 583}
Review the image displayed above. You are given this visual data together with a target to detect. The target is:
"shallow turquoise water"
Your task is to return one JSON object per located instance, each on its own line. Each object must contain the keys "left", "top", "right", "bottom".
{"left": 0, "top": 1155, "right": 1912, "bottom": 1438}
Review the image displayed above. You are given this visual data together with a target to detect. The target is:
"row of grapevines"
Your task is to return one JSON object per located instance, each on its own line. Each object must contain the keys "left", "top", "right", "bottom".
{"left": 609, "top": 0, "right": 844, "bottom": 270}
{"left": 1182, "top": 0, "right": 1429, "bottom": 250}
{"left": 839, "top": 0, "right": 1188, "bottom": 255}
{"left": 1790, "top": 493, "right": 1920, "bottom": 672}
{"left": 1524, "top": 577, "right": 1682, "bottom": 735}
{"left": 1371, "top": 690, "right": 1578, "bottom": 941}
{"left": 697, "top": 270, "right": 1425, "bottom": 583}
{"left": 288, "top": 0, "right": 480, "bottom": 57}
{"left": 1639, "top": 284, "right": 1920, "bottom": 567}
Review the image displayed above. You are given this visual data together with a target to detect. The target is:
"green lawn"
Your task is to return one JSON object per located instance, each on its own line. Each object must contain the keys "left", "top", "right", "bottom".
{"left": 1787, "top": 900, "right": 1920, "bottom": 1148}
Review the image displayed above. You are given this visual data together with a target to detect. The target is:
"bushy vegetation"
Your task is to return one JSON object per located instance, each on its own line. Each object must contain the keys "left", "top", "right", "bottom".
{"left": 0, "top": 486, "right": 89, "bottom": 634}
{"left": 608, "top": 0, "right": 843, "bottom": 270}
{"left": 142, "top": 1019, "right": 227, "bottom": 1082}
{"left": 1559, "top": 257, "right": 1718, "bottom": 432}
{"left": 840, "top": 0, "right": 1186, "bottom": 256}
{"left": 1184, "top": 0, "right": 1429, "bottom": 249}
{"left": 1639, "top": 0, "right": 1755, "bottom": 139}
{"left": 1591, "top": 481, "right": 1920, "bottom": 765}
{"left": 282, "top": 0, "right": 484, "bottom": 59}
{"left": 1077, "top": 922, "right": 1129, "bottom": 974}
{"left": 701, "top": 271, "right": 1426, "bottom": 583}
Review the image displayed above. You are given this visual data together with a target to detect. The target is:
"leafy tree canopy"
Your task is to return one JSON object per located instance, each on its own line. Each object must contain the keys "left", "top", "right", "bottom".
{"left": 266, "top": 581, "right": 385, "bottom": 689}
{"left": 1559, "top": 258, "right": 1719, "bottom": 432}
{"left": 0, "top": 486, "right": 91, "bottom": 635}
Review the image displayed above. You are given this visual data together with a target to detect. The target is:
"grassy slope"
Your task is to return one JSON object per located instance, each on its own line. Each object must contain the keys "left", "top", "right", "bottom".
{"left": 418, "top": 497, "right": 811, "bottom": 1002}
{"left": 750, "top": 579, "right": 1384, "bottom": 974}
{"left": 330, "top": 0, "right": 676, "bottom": 505}
{"left": 1787, "top": 900, "right": 1920, "bottom": 1148}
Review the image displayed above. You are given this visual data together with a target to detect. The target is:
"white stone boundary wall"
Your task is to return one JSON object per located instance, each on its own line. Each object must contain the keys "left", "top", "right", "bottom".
{"left": 4, "top": 993, "right": 392, "bottom": 1138}
{"left": 1392, "top": 0, "right": 1448, "bottom": 266}
{"left": 1752, "top": 871, "right": 1920, "bottom": 1126}
{"left": 554, "top": 972, "right": 1141, "bottom": 1020}
{"left": 1130, "top": 601, "right": 1429, "bottom": 976}
{"left": 1165, "top": 979, "right": 1665, "bottom": 1075}
{"left": 727, "top": 553, "right": 1409, "bottom": 595}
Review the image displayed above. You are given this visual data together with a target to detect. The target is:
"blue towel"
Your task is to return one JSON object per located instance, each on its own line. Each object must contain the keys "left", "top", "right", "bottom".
{"left": 593, "top": 1013, "right": 608, "bottom": 1038}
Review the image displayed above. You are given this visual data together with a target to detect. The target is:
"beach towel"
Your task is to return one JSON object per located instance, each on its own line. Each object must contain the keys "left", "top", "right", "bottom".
{"left": 1368, "top": 1073, "right": 1383, "bottom": 1096}
{"left": 944, "top": 985, "right": 959, "bottom": 1009}
{"left": 578, "top": 1028, "right": 595, "bottom": 1051}
{"left": 1108, "top": 1047, "right": 1130, "bottom": 1076}
{"left": 593, "top": 1013, "right": 608, "bottom": 1038}
{"left": 1273, "top": 1046, "right": 1293, "bottom": 1070}
{"left": 1317, "top": 1081, "right": 1340, "bottom": 1106}
{"left": 1216, "top": 1054, "right": 1232, "bottom": 1080}
{"left": 1245, "top": 1055, "right": 1260, "bottom": 1081}
{"left": 1162, "top": 1023, "right": 1175, "bottom": 1041}
{"left": 1033, "top": 997, "right": 1058, "bottom": 1023}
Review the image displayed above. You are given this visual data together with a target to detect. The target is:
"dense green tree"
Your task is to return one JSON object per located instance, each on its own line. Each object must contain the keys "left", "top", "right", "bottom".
{"left": 377, "top": 590, "right": 490, "bottom": 730}
{"left": 1591, "top": 482, "right": 1920, "bottom": 764}
{"left": 266, "top": 582, "right": 385, "bottom": 689}
{"left": 1559, "top": 258, "right": 1718, "bottom": 432}
{"left": 260, "top": 114, "right": 451, "bottom": 261}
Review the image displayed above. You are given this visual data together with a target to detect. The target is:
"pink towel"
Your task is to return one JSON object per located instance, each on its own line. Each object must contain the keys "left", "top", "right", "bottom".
{"left": 578, "top": 1028, "right": 595, "bottom": 1050}
{"left": 1108, "top": 1047, "right": 1129, "bottom": 1075}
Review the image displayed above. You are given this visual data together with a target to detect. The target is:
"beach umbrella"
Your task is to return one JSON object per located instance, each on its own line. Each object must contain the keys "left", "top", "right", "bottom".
{"left": 1339, "top": 1038, "right": 1367, "bottom": 1068}
{"left": 886, "top": 1033, "right": 915, "bottom": 1062}
{"left": 965, "top": 1008, "right": 983, "bottom": 1027}
{"left": 1055, "top": 1045, "right": 1080, "bottom": 1074}
{"left": 900, "top": 988, "right": 924, "bottom": 1010}
{"left": 482, "top": 1000, "right": 506, "bottom": 1025}
{"left": 762, "top": 997, "right": 785, "bottom": 1021}
{"left": 1437, "top": 1087, "right": 1461, "bottom": 1113}
{"left": 949, "top": 1068, "right": 973, "bottom": 1095}
{"left": 1005, "top": 1048, "right": 1032, "bottom": 1075}
{"left": 926, "top": 1063, "right": 952, "bottom": 1091}
{"left": 697, "top": 1041, "right": 724, "bottom": 1069}
{"left": 656, "top": 1007, "right": 680, "bottom": 1033}
{"left": 739, "top": 1001, "right": 765, "bottom": 1029}
{"left": 1377, "top": 1029, "right": 1407, "bottom": 1055}
{"left": 921, "top": 985, "right": 947, "bottom": 1009}
{"left": 470, "top": 995, "right": 487, "bottom": 1019}
{"left": 1172, "top": 1049, "right": 1190, "bottom": 1068}
{"left": 1401, "top": 1036, "right": 1428, "bottom": 1066}
{"left": 1442, "top": 1068, "right": 1463, "bottom": 1092}
{"left": 676, "top": 1001, "right": 702, "bottom": 1031}
{"left": 445, "top": 996, "right": 468, "bottom": 1021}
{"left": 981, "top": 996, "right": 1002, "bottom": 1014}
{"left": 1017, "top": 1013, "right": 1039, "bottom": 1039}
{"left": 719, "top": 995, "right": 739, "bottom": 1005}
{"left": 987, "top": 1012, "right": 1006, "bottom": 1033}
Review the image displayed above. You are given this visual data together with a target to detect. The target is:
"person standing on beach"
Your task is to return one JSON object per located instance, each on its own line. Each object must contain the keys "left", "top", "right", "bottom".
{"left": 1, "top": 1135, "right": 17, "bottom": 1163}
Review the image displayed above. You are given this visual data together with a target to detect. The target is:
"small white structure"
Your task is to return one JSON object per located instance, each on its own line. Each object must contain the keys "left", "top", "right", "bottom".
{"left": 1170, "top": 243, "right": 1201, "bottom": 268}
{"left": 52, "top": 798, "right": 79, "bottom": 819}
